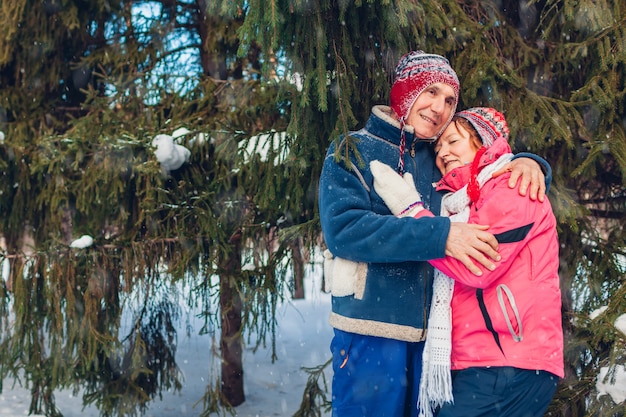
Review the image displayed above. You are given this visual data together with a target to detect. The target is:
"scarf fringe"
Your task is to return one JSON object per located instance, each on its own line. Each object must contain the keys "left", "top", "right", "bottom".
{"left": 418, "top": 271, "right": 455, "bottom": 417}
{"left": 418, "top": 360, "right": 454, "bottom": 417}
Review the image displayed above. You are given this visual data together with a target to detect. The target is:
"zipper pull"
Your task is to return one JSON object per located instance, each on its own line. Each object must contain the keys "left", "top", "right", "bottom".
{"left": 410, "top": 140, "right": 416, "bottom": 158}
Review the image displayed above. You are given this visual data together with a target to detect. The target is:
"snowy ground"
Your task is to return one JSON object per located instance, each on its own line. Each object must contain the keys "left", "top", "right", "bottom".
{"left": 0, "top": 266, "right": 333, "bottom": 417}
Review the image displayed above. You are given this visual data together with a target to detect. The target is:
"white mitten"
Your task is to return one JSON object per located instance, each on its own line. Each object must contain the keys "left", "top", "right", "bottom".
{"left": 370, "top": 160, "right": 424, "bottom": 217}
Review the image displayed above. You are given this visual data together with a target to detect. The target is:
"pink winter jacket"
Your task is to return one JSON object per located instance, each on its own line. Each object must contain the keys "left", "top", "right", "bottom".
{"left": 429, "top": 138, "right": 564, "bottom": 378}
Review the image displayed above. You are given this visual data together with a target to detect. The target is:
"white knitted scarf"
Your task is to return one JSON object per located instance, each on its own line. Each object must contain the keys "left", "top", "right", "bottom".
{"left": 418, "top": 154, "right": 512, "bottom": 417}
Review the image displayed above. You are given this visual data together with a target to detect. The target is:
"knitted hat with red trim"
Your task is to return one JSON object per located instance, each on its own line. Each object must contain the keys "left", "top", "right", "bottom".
{"left": 389, "top": 51, "right": 460, "bottom": 122}
{"left": 455, "top": 107, "right": 509, "bottom": 147}
{"left": 457, "top": 107, "right": 510, "bottom": 203}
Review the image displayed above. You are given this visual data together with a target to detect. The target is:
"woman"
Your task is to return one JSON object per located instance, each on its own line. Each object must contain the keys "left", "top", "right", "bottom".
{"left": 371, "top": 107, "right": 563, "bottom": 417}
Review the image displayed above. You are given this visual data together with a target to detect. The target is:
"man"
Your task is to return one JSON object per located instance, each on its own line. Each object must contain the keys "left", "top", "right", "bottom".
{"left": 318, "top": 51, "right": 549, "bottom": 417}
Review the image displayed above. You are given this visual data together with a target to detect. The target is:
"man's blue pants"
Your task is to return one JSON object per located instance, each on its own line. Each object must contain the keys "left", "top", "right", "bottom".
{"left": 330, "top": 329, "right": 425, "bottom": 417}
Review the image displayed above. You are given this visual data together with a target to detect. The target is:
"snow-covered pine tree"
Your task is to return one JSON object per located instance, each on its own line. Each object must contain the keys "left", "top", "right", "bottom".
{"left": 0, "top": 0, "right": 291, "bottom": 414}
{"left": 0, "top": 0, "right": 624, "bottom": 416}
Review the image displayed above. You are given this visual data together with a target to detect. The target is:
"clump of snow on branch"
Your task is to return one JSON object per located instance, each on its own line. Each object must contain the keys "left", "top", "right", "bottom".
{"left": 589, "top": 306, "right": 608, "bottom": 320}
{"left": 152, "top": 133, "right": 191, "bottom": 174}
{"left": 614, "top": 314, "right": 626, "bottom": 336}
{"left": 589, "top": 307, "right": 626, "bottom": 335}
{"left": 289, "top": 72, "right": 303, "bottom": 92}
{"left": 242, "top": 130, "right": 288, "bottom": 165}
{"left": 596, "top": 365, "right": 626, "bottom": 404}
{"left": 588, "top": 306, "right": 626, "bottom": 404}
{"left": 0, "top": 131, "right": 5, "bottom": 143}
{"left": 70, "top": 235, "right": 94, "bottom": 249}
{"left": 171, "top": 127, "right": 211, "bottom": 147}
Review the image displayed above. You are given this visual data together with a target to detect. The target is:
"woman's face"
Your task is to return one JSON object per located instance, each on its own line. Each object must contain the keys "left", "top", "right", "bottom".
{"left": 434, "top": 120, "right": 481, "bottom": 175}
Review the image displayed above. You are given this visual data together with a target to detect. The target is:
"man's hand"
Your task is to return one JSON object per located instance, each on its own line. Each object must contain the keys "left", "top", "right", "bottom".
{"left": 446, "top": 223, "right": 500, "bottom": 276}
{"left": 492, "top": 158, "right": 545, "bottom": 202}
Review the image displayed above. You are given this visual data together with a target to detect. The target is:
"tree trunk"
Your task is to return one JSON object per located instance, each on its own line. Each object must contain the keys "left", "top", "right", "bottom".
{"left": 556, "top": 251, "right": 586, "bottom": 417}
{"left": 219, "top": 236, "right": 245, "bottom": 406}
{"left": 290, "top": 237, "right": 305, "bottom": 299}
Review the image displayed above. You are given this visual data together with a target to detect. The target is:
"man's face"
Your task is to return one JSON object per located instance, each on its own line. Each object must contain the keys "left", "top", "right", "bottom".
{"left": 405, "top": 82, "right": 456, "bottom": 140}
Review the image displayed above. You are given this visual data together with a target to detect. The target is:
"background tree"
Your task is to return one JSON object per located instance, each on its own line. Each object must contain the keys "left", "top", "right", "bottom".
{"left": 0, "top": 0, "right": 624, "bottom": 416}
{"left": 233, "top": 0, "right": 625, "bottom": 415}
{"left": 0, "top": 0, "right": 277, "bottom": 414}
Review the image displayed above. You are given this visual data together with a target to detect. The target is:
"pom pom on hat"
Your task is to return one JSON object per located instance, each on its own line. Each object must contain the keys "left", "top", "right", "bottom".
{"left": 389, "top": 51, "right": 460, "bottom": 121}
{"left": 455, "top": 107, "right": 509, "bottom": 147}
